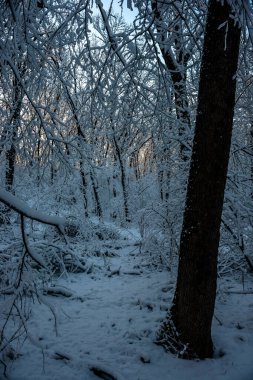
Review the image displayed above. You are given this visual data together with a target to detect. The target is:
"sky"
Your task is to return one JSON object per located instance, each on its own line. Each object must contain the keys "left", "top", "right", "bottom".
{"left": 99, "top": 0, "right": 137, "bottom": 23}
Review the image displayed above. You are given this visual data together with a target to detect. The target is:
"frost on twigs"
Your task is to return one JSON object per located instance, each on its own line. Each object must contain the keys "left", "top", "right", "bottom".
{"left": 0, "top": 272, "right": 50, "bottom": 375}
{"left": 0, "top": 191, "right": 86, "bottom": 373}
{"left": 138, "top": 202, "right": 181, "bottom": 272}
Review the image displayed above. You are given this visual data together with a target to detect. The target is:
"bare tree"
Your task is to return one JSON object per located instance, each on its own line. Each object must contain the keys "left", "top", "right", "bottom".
{"left": 157, "top": 0, "right": 241, "bottom": 359}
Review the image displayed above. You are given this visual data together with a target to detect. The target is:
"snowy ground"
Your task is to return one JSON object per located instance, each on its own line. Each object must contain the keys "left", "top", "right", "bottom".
{"left": 3, "top": 226, "right": 253, "bottom": 380}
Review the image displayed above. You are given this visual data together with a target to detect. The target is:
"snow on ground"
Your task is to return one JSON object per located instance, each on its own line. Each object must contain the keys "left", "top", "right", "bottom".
{"left": 4, "top": 226, "right": 253, "bottom": 380}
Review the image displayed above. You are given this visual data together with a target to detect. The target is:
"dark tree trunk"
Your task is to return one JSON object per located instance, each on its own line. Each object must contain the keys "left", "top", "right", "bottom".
{"left": 90, "top": 169, "right": 102, "bottom": 218}
{"left": 5, "top": 76, "right": 23, "bottom": 193}
{"left": 5, "top": 144, "right": 16, "bottom": 192}
{"left": 158, "top": 0, "right": 241, "bottom": 359}
{"left": 172, "top": 72, "right": 191, "bottom": 161}
{"left": 250, "top": 123, "right": 253, "bottom": 198}
{"left": 0, "top": 77, "right": 22, "bottom": 223}
{"left": 113, "top": 137, "right": 130, "bottom": 223}
{"left": 80, "top": 162, "right": 88, "bottom": 217}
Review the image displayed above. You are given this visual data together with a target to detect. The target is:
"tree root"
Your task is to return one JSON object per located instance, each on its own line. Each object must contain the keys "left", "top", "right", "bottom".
{"left": 155, "top": 313, "right": 198, "bottom": 360}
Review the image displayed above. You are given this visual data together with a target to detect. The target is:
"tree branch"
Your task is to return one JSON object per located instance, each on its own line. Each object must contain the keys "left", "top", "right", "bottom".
{"left": 0, "top": 188, "right": 66, "bottom": 233}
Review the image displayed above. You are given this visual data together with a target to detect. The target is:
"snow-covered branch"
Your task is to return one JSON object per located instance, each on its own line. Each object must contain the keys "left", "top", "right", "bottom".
{"left": 0, "top": 188, "right": 66, "bottom": 232}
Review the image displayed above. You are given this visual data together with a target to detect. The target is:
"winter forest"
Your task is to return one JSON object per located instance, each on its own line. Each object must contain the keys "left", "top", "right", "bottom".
{"left": 0, "top": 0, "right": 253, "bottom": 379}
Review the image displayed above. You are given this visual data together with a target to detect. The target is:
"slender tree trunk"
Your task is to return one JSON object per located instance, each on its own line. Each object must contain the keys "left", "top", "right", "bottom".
{"left": 5, "top": 143, "right": 16, "bottom": 192}
{"left": 5, "top": 77, "right": 23, "bottom": 193}
{"left": 90, "top": 169, "right": 102, "bottom": 218}
{"left": 0, "top": 80, "right": 22, "bottom": 223}
{"left": 172, "top": 72, "right": 191, "bottom": 160}
{"left": 110, "top": 159, "right": 118, "bottom": 220}
{"left": 129, "top": 154, "right": 140, "bottom": 180}
{"left": 51, "top": 57, "right": 90, "bottom": 217}
{"left": 158, "top": 0, "right": 241, "bottom": 359}
{"left": 152, "top": 0, "right": 191, "bottom": 161}
{"left": 80, "top": 161, "right": 88, "bottom": 217}
{"left": 113, "top": 136, "right": 130, "bottom": 222}
{"left": 250, "top": 123, "right": 253, "bottom": 198}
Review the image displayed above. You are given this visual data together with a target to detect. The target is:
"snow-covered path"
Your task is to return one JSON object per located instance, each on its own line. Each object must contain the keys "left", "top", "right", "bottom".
{"left": 8, "top": 228, "right": 253, "bottom": 380}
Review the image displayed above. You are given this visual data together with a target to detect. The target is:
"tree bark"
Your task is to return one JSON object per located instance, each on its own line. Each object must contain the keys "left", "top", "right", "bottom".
{"left": 5, "top": 143, "right": 16, "bottom": 191}
{"left": 250, "top": 123, "right": 253, "bottom": 198}
{"left": 5, "top": 76, "right": 23, "bottom": 193}
{"left": 158, "top": 0, "right": 241, "bottom": 359}
{"left": 90, "top": 169, "right": 102, "bottom": 218}
{"left": 113, "top": 136, "right": 130, "bottom": 223}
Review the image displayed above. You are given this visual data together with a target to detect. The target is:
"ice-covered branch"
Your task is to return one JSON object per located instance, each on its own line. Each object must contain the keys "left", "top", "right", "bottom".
{"left": 95, "top": 0, "right": 156, "bottom": 96}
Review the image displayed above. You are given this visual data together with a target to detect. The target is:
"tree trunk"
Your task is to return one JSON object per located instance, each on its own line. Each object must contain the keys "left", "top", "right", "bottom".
{"left": 90, "top": 169, "right": 102, "bottom": 218}
{"left": 51, "top": 57, "right": 89, "bottom": 217}
{"left": 5, "top": 76, "right": 23, "bottom": 193}
{"left": 5, "top": 144, "right": 16, "bottom": 192}
{"left": 113, "top": 136, "right": 130, "bottom": 223}
{"left": 250, "top": 123, "right": 253, "bottom": 198}
{"left": 152, "top": 0, "right": 191, "bottom": 161}
{"left": 80, "top": 161, "right": 88, "bottom": 217}
{"left": 158, "top": 0, "right": 241, "bottom": 359}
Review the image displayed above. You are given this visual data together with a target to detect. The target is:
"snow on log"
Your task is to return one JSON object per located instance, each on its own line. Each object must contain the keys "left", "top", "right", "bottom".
{"left": 0, "top": 187, "right": 66, "bottom": 231}
{"left": 43, "top": 286, "right": 74, "bottom": 298}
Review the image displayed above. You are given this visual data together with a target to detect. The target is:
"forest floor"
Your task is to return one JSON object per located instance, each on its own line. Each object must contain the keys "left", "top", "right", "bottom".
{"left": 2, "top": 224, "right": 253, "bottom": 380}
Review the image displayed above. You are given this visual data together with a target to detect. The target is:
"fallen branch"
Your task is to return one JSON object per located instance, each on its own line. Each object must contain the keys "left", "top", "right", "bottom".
{"left": 122, "top": 270, "right": 141, "bottom": 276}
{"left": 224, "top": 290, "right": 253, "bottom": 294}
{"left": 89, "top": 366, "right": 117, "bottom": 380}
{"left": 53, "top": 351, "right": 72, "bottom": 361}
{"left": 43, "top": 286, "right": 73, "bottom": 298}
